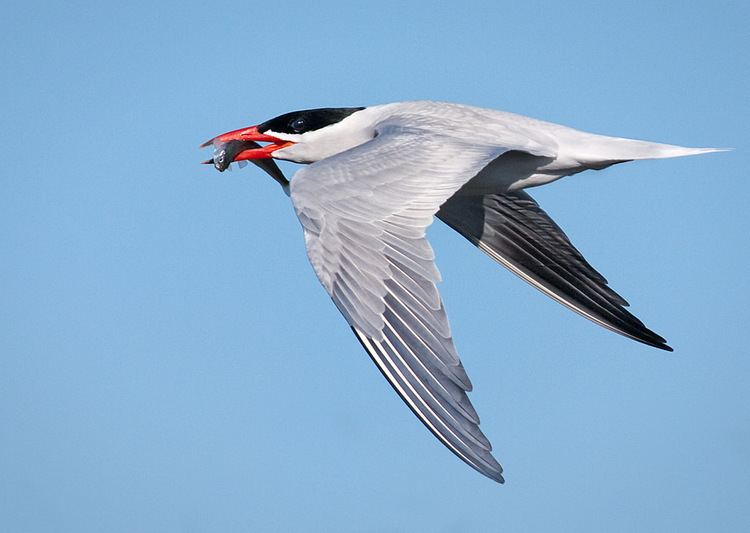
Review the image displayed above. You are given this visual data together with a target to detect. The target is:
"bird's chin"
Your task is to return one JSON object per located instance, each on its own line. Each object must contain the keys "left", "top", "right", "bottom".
{"left": 266, "top": 144, "right": 315, "bottom": 164}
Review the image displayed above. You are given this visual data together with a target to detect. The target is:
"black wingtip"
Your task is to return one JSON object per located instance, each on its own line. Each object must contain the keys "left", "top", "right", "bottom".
{"left": 492, "top": 472, "right": 506, "bottom": 484}
{"left": 658, "top": 343, "right": 674, "bottom": 353}
{"left": 634, "top": 330, "right": 673, "bottom": 352}
{"left": 635, "top": 327, "right": 673, "bottom": 352}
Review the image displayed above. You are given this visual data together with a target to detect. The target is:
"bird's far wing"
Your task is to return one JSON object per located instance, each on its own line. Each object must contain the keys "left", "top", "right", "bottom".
{"left": 436, "top": 191, "right": 672, "bottom": 351}
{"left": 290, "top": 127, "right": 512, "bottom": 482}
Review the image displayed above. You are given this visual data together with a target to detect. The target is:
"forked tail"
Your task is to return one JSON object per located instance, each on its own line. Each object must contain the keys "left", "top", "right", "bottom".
{"left": 571, "top": 134, "right": 729, "bottom": 164}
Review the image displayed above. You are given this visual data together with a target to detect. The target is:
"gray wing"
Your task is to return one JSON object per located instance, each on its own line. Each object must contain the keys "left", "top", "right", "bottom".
{"left": 290, "top": 126, "right": 535, "bottom": 482}
{"left": 437, "top": 191, "right": 672, "bottom": 351}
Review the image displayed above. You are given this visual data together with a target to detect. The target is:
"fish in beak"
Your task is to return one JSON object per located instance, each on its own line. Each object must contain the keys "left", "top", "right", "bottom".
{"left": 201, "top": 126, "right": 292, "bottom": 188}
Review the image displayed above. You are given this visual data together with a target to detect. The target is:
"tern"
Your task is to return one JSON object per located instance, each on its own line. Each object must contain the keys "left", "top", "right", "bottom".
{"left": 202, "top": 101, "right": 722, "bottom": 483}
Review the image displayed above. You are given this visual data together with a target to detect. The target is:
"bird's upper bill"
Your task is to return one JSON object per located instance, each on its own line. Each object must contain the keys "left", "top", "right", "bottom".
{"left": 200, "top": 126, "right": 293, "bottom": 171}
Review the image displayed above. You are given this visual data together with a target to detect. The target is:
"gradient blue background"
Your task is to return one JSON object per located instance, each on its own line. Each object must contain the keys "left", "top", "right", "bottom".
{"left": 2, "top": 1, "right": 748, "bottom": 531}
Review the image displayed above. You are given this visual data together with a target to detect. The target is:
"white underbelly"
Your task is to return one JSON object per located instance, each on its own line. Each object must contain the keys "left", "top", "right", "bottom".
{"left": 455, "top": 150, "right": 582, "bottom": 195}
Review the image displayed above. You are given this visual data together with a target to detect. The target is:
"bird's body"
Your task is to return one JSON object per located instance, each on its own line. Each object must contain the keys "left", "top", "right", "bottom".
{"left": 202, "top": 101, "right": 723, "bottom": 483}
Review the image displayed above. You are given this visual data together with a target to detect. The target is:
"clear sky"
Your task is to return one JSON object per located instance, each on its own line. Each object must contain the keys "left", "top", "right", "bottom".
{"left": 1, "top": 1, "right": 748, "bottom": 531}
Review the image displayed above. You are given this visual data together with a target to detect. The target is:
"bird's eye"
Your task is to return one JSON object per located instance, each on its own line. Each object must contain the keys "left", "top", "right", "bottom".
{"left": 290, "top": 117, "right": 306, "bottom": 132}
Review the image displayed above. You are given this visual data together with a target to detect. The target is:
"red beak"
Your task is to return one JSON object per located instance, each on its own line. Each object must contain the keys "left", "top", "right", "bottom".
{"left": 200, "top": 125, "right": 294, "bottom": 161}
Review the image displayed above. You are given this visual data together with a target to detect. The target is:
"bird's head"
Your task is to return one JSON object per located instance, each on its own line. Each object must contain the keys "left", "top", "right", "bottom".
{"left": 202, "top": 107, "right": 372, "bottom": 174}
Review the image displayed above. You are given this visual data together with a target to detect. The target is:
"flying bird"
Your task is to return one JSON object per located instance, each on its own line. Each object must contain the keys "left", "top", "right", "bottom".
{"left": 201, "top": 101, "right": 722, "bottom": 483}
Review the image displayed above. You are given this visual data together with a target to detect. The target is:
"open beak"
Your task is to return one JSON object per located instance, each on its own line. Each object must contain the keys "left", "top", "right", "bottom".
{"left": 201, "top": 126, "right": 293, "bottom": 162}
{"left": 201, "top": 125, "right": 292, "bottom": 187}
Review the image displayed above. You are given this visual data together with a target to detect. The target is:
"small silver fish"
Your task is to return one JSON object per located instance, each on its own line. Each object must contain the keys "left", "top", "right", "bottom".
{"left": 202, "top": 139, "right": 289, "bottom": 188}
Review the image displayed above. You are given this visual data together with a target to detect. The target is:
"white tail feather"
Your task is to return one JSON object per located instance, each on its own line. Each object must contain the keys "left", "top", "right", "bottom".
{"left": 571, "top": 134, "right": 729, "bottom": 164}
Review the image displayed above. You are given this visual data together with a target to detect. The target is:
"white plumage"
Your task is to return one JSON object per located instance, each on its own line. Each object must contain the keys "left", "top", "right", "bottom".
{"left": 204, "top": 101, "right": 724, "bottom": 482}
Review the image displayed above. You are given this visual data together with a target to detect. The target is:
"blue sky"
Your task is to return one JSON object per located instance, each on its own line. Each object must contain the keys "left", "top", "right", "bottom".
{"left": 1, "top": 1, "right": 748, "bottom": 531}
